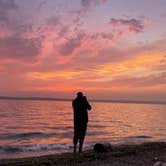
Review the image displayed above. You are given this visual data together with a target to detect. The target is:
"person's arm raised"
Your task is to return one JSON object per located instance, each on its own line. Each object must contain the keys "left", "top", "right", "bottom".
{"left": 84, "top": 96, "right": 91, "bottom": 110}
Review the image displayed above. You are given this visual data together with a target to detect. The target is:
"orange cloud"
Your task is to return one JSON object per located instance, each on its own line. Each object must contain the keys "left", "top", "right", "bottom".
{"left": 95, "top": 53, "right": 165, "bottom": 80}
{"left": 26, "top": 71, "right": 84, "bottom": 80}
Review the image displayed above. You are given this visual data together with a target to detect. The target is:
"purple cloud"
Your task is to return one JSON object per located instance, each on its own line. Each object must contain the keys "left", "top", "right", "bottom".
{"left": 0, "top": 0, "right": 18, "bottom": 24}
{"left": 0, "top": 0, "right": 17, "bottom": 10}
{"left": 37, "top": 0, "right": 47, "bottom": 11}
{"left": 46, "top": 16, "right": 60, "bottom": 27}
{"left": 82, "top": 0, "right": 107, "bottom": 8}
{"left": 110, "top": 18, "right": 144, "bottom": 33}
{"left": 0, "top": 36, "right": 41, "bottom": 62}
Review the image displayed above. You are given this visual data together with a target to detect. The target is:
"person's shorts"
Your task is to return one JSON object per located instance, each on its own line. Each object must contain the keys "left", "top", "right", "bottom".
{"left": 74, "top": 123, "right": 87, "bottom": 139}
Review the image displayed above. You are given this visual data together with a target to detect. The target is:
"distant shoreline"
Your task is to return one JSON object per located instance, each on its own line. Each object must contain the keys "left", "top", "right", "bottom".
{"left": 0, "top": 96, "right": 165, "bottom": 105}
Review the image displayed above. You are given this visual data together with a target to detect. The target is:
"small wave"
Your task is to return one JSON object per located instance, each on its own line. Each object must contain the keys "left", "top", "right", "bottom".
{"left": 45, "top": 126, "right": 73, "bottom": 130}
{"left": 0, "top": 143, "right": 94, "bottom": 153}
{"left": 87, "top": 131, "right": 111, "bottom": 136}
{"left": 89, "top": 125, "right": 106, "bottom": 128}
{"left": 0, "top": 132, "right": 56, "bottom": 140}
{"left": 127, "top": 135, "right": 152, "bottom": 139}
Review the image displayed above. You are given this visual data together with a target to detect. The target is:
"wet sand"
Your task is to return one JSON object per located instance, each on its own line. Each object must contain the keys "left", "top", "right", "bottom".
{"left": 0, "top": 142, "right": 166, "bottom": 166}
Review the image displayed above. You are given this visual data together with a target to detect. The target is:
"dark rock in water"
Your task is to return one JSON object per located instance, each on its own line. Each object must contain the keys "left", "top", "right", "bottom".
{"left": 93, "top": 143, "right": 112, "bottom": 153}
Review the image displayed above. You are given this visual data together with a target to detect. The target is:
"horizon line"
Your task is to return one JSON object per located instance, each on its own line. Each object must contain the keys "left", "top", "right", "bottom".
{"left": 0, "top": 96, "right": 165, "bottom": 105}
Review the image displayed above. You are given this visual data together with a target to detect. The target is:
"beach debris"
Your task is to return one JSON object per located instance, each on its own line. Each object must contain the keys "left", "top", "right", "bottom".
{"left": 93, "top": 143, "right": 112, "bottom": 153}
{"left": 153, "top": 156, "right": 166, "bottom": 166}
{"left": 153, "top": 161, "right": 166, "bottom": 166}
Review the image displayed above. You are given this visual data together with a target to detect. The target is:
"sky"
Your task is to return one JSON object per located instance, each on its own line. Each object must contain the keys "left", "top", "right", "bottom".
{"left": 0, "top": 0, "right": 166, "bottom": 101}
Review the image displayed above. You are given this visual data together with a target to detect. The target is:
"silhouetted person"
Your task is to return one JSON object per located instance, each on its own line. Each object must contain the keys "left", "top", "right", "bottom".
{"left": 72, "top": 92, "right": 91, "bottom": 153}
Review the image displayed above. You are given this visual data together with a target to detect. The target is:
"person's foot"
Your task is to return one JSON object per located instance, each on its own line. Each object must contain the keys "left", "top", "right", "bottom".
{"left": 79, "top": 148, "right": 82, "bottom": 153}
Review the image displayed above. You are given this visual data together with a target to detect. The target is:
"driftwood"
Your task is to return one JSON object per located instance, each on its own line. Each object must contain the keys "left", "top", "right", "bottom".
{"left": 93, "top": 143, "right": 112, "bottom": 153}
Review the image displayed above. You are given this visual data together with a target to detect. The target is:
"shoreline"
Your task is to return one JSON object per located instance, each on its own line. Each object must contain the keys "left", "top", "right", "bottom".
{"left": 0, "top": 142, "right": 166, "bottom": 166}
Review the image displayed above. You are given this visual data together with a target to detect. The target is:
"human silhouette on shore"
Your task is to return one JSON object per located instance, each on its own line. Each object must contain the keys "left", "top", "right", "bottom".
{"left": 72, "top": 92, "right": 91, "bottom": 153}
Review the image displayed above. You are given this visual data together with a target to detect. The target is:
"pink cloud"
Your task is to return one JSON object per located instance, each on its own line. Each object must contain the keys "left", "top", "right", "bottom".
{"left": 58, "top": 32, "right": 86, "bottom": 56}
{"left": 108, "top": 72, "right": 166, "bottom": 87}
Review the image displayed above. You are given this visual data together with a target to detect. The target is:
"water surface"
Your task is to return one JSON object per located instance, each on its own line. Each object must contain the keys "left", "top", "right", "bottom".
{"left": 0, "top": 99, "right": 165, "bottom": 159}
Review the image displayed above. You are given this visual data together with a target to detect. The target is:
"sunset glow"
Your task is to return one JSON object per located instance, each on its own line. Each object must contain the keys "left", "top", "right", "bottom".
{"left": 0, "top": 0, "right": 166, "bottom": 101}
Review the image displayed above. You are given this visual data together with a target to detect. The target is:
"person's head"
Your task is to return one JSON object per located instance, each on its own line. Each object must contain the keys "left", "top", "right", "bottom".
{"left": 77, "top": 92, "right": 83, "bottom": 98}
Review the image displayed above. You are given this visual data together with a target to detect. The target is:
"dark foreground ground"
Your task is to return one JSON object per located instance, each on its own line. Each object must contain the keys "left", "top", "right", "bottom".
{"left": 0, "top": 142, "right": 166, "bottom": 166}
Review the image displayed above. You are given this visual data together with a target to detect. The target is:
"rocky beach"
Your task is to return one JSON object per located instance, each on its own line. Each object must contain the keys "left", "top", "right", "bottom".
{"left": 0, "top": 142, "right": 166, "bottom": 166}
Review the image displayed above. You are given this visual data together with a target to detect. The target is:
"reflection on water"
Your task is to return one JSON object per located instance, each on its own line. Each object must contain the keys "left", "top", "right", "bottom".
{"left": 90, "top": 102, "right": 166, "bottom": 143}
{"left": 0, "top": 99, "right": 166, "bottom": 158}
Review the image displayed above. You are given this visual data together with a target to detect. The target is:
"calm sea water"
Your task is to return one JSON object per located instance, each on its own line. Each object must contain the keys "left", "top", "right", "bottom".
{"left": 0, "top": 99, "right": 166, "bottom": 159}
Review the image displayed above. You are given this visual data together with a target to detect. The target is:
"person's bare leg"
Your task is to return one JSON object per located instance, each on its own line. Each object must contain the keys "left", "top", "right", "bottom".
{"left": 73, "top": 137, "right": 78, "bottom": 153}
{"left": 74, "top": 143, "right": 77, "bottom": 153}
{"left": 79, "top": 138, "right": 84, "bottom": 153}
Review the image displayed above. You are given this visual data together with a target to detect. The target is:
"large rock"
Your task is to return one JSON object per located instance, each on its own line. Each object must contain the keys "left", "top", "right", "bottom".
{"left": 153, "top": 161, "right": 166, "bottom": 166}
{"left": 93, "top": 143, "right": 112, "bottom": 153}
